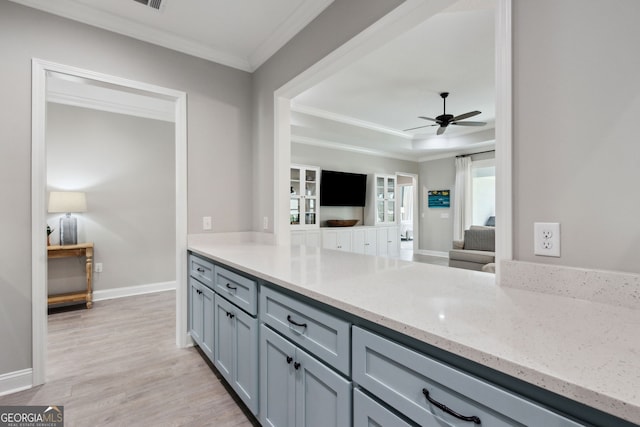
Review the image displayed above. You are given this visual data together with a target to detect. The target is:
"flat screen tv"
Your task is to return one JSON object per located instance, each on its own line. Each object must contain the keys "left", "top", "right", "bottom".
{"left": 320, "top": 170, "right": 367, "bottom": 207}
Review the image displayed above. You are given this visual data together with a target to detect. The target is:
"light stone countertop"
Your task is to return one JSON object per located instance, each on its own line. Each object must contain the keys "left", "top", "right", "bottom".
{"left": 188, "top": 238, "right": 640, "bottom": 425}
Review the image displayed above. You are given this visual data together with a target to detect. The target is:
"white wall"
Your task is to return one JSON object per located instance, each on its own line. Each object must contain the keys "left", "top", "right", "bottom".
{"left": 46, "top": 104, "right": 175, "bottom": 294}
{"left": 0, "top": 1, "right": 252, "bottom": 377}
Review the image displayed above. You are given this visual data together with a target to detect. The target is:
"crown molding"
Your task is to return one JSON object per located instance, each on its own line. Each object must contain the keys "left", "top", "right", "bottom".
{"left": 291, "top": 103, "right": 412, "bottom": 139}
{"left": 249, "top": 0, "right": 334, "bottom": 70}
{"left": 292, "top": 135, "right": 417, "bottom": 162}
{"left": 9, "top": 0, "right": 332, "bottom": 72}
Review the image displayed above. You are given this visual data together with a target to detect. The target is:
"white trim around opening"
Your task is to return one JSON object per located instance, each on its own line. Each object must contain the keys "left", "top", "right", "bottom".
{"left": 31, "top": 59, "right": 188, "bottom": 386}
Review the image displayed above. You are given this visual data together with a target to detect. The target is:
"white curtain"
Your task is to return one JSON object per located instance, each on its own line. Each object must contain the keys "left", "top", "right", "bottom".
{"left": 453, "top": 157, "right": 472, "bottom": 241}
{"left": 401, "top": 185, "right": 413, "bottom": 222}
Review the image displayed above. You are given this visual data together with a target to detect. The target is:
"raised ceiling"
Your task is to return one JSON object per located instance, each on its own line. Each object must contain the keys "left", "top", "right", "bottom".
{"left": 291, "top": 3, "right": 496, "bottom": 160}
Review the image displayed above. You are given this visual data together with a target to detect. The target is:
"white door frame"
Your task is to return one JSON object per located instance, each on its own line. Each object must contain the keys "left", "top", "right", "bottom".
{"left": 396, "top": 172, "right": 419, "bottom": 252}
{"left": 31, "top": 59, "right": 188, "bottom": 386}
{"left": 274, "top": 0, "right": 512, "bottom": 281}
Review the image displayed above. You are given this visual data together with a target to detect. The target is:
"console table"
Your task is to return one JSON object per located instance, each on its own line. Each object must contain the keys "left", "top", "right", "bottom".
{"left": 47, "top": 242, "right": 94, "bottom": 309}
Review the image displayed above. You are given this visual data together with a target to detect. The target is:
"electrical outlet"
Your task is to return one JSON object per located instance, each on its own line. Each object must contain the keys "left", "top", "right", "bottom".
{"left": 534, "top": 222, "right": 560, "bottom": 257}
{"left": 95, "top": 263, "right": 103, "bottom": 273}
{"left": 203, "top": 216, "right": 212, "bottom": 230}
{"left": 263, "top": 216, "right": 269, "bottom": 230}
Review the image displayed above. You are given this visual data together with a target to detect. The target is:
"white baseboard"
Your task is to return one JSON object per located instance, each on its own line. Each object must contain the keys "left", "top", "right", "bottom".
{"left": 415, "top": 250, "right": 449, "bottom": 258}
{"left": 93, "top": 281, "right": 176, "bottom": 302}
{"left": 0, "top": 369, "right": 32, "bottom": 397}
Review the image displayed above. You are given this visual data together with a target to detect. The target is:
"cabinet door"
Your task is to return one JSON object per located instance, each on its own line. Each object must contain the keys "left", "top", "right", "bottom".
{"left": 323, "top": 230, "right": 351, "bottom": 252}
{"left": 261, "top": 325, "right": 297, "bottom": 427}
{"left": 189, "top": 278, "right": 203, "bottom": 345}
{"left": 376, "top": 228, "right": 389, "bottom": 257}
{"left": 201, "top": 285, "right": 215, "bottom": 361}
{"left": 386, "top": 226, "right": 399, "bottom": 257}
{"left": 291, "top": 165, "right": 320, "bottom": 229}
{"left": 233, "top": 305, "right": 259, "bottom": 415}
{"left": 215, "top": 295, "right": 259, "bottom": 415}
{"left": 364, "top": 229, "right": 377, "bottom": 255}
{"left": 295, "top": 346, "right": 352, "bottom": 427}
{"left": 214, "top": 295, "right": 234, "bottom": 381}
{"left": 352, "top": 229, "right": 365, "bottom": 254}
{"left": 353, "top": 388, "right": 413, "bottom": 427}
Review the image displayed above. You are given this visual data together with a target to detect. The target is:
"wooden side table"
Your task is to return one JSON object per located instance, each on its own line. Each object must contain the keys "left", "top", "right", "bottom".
{"left": 47, "top": 242, "right": 94, "bottom": 309}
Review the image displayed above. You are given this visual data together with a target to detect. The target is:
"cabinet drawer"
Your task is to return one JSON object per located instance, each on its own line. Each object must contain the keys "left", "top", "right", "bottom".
{"left": 354, "top": 388, "right": 414, "bottom": 427}
{"left": 353, "top": 327, "right": 585, "bottom": 427}
{"left": 214, "top": 265, "right": 258, "bottom": 315}
{"left": 189, "top": 254, "right": 214, "bottom": 288}
{"left": 260, "top": 286, "right": 351, "bottom": 376}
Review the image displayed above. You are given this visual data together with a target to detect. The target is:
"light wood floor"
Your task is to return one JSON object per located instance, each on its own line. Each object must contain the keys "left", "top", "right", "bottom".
{"left": 0, "top": 291, "right": 257, "bottom": 427}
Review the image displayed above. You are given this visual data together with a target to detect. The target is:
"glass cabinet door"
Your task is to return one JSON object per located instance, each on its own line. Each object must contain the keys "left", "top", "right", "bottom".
{"left": 290, "top": 165, "right": 320, "bottom": 229}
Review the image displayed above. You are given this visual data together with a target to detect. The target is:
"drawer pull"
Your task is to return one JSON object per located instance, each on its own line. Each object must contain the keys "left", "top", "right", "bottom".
{"left": 196, "top": 267, "right": 205, "bottom": 273}
{"left": 287, "top": 315, "right": 307, "bottom": 329}
{"left": 226, "top": 312, "right": 235, "bottom": 319}
{"left": 226, "top": 283, "right": 237, "bottom": 291}
{"left": 422, "top": 388, "right": 481, "bottom": 425}
{"left": 286, "top": 356, "right": 293, "bottom": 364}
{"left": 294, "top": 362, "right": 301, "bottom": 370}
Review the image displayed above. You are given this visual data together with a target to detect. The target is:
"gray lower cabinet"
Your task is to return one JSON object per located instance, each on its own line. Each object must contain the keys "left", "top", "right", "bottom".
{"left": 260, "top": 324, "right": 352, "bottom": 427}
{"left": 353, "top": 388, "right": 414, "bottom": 427}
{"left": 188, "top": 276, "right": 214, "bottom": 361}
{"left": 352, "top": 326, "right": 585, "bottom": 427}
{"left": 213, "top": 294, "right": 259, "bottom": 415}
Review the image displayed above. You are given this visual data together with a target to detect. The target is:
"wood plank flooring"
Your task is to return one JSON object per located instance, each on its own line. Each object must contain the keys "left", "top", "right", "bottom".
{"left": 0, "top": 291, "right": 257, "bottom": 427}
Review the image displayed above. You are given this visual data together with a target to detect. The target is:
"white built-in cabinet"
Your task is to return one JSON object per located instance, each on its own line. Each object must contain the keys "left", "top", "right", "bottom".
{"left": 291, "top": 230, "right": 321, "bottom": 247}
{"left": 319, "top": 226, "right": 398, "bottom": 257}
{"left": 321, "top": 228, "right": 353, "bottom": 252}
{"left": 290, "top": 165, "right": 319, "bottom": 229}
{"left": 365, "top": 174, "right": 396, "bottom": 226}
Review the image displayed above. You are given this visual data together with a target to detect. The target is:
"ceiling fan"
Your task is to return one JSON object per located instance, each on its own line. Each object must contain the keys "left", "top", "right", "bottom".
{"left": 404, "top": 92, "right": 486, "bottom": 135}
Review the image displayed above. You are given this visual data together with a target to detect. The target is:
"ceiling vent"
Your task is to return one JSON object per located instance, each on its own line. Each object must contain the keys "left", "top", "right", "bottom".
{"left": 132, "top": 0, "right": 166, "bottom": 12}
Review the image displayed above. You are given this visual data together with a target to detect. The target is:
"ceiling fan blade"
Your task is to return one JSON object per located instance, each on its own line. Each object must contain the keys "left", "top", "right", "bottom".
{"left": 403, "top": 124, "right": 437, "bottom": 132}
{"left": 418, "top": 116, "right": 438, "bottom": 122}
{"left": 451, "top": 121, "right": 486, "bottom": 126}
{"left": 452, "top": 110, "right": 481, "bottom": 121}
{"left": 436, "top": 125, "right": 447, "bottom": 136}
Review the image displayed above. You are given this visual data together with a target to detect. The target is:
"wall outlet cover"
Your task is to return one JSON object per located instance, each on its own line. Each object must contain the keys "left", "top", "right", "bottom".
{"left": 534, "top": 222, "right": 560, "bottom": 257}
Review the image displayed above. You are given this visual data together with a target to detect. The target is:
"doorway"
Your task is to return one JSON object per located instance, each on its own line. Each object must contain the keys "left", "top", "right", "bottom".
{"left": 274, "top": 0, "right": 512, "bottom": 280}
{"left": 397, "top": 173, "right": 418, "bottom": 261}
{"left": 31, "top": 59, "right": 188, "bottom": 386}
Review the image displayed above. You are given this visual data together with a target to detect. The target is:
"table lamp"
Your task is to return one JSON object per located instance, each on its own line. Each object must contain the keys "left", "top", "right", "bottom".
{"left": 48, "top": 191, "right": 87, "bottom": 245}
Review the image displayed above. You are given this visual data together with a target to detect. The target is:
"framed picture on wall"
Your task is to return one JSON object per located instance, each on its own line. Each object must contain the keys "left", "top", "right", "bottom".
{"left": 428, "top": 190, "right": 450, "bottom": 208}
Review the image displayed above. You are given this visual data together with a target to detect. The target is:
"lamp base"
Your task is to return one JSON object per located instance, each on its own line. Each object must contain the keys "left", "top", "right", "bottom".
{"left": 59, "top": 214, "right": 78, "bottom": 245}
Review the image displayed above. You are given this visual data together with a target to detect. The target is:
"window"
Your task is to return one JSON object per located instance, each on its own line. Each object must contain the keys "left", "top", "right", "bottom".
{"left": 471, "top": 159, "right": 495, "bottom": 226}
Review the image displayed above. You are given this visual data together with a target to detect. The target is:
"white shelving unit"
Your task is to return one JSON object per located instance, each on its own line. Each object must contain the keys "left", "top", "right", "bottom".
{"left": 290, "top": 164, "right": 320, "bottom": 230}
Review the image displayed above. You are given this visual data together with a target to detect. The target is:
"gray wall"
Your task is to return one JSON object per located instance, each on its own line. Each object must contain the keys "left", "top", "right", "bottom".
{"left": 513, "top": 0, "right": 640, "bottom": 273}
{"left": 419, "top": 157, "right": 455, "bottom": 253}
{"left": 0, "top": 1, "right": 252, "bottom": 376}
{"left": 418, "top": 151, "right": 494, "bottom": 253}
{"left": 47, "top": 104, "right": 175, "bottom": 294}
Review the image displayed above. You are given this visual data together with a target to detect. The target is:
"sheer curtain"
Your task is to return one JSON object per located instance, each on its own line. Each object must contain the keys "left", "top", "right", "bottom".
{"left": 453, "top": 157, "right": 472, "bottom": 241}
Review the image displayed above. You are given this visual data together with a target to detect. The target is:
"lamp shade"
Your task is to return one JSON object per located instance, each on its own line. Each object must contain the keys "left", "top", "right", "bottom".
{"left": 48, "top": 191, "right": 87, "bottom": 213}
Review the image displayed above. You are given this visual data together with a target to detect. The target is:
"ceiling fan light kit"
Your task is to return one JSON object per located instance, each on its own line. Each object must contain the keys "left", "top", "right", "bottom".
{"left": 405, "top": 92, "right": 486, "bottom": 135}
